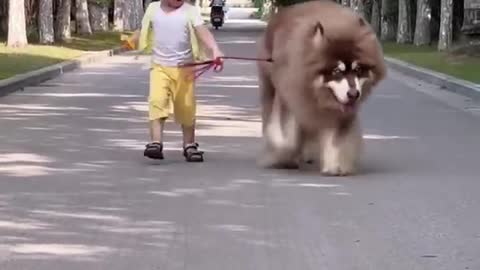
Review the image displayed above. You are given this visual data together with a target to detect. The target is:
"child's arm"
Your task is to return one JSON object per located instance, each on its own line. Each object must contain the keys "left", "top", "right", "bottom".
{"left": 190, "top": 6, "right": 224, "bottom": 59}
{"left": 194, "top": 25, "right": 224, "bottom": 59}
{"left": 138, "top": 2, "right": 156, "bottom": 52}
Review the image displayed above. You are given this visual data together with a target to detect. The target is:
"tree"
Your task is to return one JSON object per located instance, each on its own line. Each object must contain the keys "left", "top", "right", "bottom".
{"left": 39, "top": 0, "right": 55, "bottom": 44}
{"left": 396, "top": 0, "right": 413, "bottom": 43}
{"left": 0, "top": 1, "right": 8, "bottom": 36}
{"left": 76, "top": 0, "right": 93, "bottom": 34}
{"left": 7, "top": 0, "right": 28, "bottom": 47}
{"left": 380, "top": 0, "right": 397, "bottom": 41}
{"left": 351, "top": 0, "right": 366, "bottom": 18}
{"left": 413, "top": 0, "right": 431, "bottom": 45}
{"left": 55, "top": 0, "right": 72, "bottom": 41}
{"left": 371, "top": 0, "right": 381, "bottom": 35}
{"left": 438, "top": 0, "right": 453, "bottom": 50}
{"left": 88, "top": 0, "right": 109, "bottom": 31}
{"left": 114, "top": 0, "right": 124, "bottom": 31}
{"left": 123, "top": 0, "right": 143, "bottom": 31}
{"left": 144, "top": 0, "right": 153, "bottom": 9}
{"left": 133, "top": 0, "right": 144, "bottom": 29}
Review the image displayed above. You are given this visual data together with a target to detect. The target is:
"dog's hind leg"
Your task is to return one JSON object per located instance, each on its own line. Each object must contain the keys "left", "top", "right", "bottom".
{"left": 319, "top": 118, "right": 363, "bottom": 176}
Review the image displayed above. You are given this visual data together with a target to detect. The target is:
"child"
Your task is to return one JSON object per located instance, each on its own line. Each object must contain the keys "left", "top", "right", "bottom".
{"left": 137, "top": 0, "right": 224, "bottom": 162}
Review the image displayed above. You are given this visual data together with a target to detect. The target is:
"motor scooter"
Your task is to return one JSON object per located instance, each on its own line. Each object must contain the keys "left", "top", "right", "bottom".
{"left": 210, "top": 6, "right": 224, "bottom": 30}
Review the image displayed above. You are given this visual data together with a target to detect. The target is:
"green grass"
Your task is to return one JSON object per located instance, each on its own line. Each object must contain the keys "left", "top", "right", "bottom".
{"left": 0, "top": 31, "right": 127, "bottom": 80}
{"left": 382, "top": 42, "right": 480, "bottom": 84}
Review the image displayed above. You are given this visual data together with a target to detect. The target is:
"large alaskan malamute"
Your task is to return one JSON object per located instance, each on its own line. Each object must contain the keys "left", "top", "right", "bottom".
{"left": 256, "top": 0, "right": 387, "bottom": 176}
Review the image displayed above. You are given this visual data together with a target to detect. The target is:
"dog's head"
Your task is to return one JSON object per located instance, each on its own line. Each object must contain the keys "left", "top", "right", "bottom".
{"left": 304, "top": 18, "right": 386, "bottom": 115}
{"left": 314, "top": 59, "right": 373, "bottom": 114}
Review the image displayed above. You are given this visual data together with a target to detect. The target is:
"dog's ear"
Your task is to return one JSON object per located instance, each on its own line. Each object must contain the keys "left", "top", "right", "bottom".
{"left": 312, "top": 22, "right": 324, "bottom": 47}
{"left": 358, "top": 17, "right": 366, "bottom": 27}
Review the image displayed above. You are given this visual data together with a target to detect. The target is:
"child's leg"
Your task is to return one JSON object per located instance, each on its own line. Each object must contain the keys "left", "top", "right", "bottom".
{"left": 173, "top": 68, "right": 203, "bottom": 162}
{"left": 149, "top": 118, "right": 166, "bottom": 143}
{"left": 181, "top": 122, "right": 196, "bottom": 146}
{"left": 144, "top": 65, "right": 173, "bottom": 159}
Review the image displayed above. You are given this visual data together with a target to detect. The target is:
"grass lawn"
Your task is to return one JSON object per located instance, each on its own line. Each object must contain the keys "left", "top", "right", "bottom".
{"left": 0, "top": 31, "right": 127, "bottom": 80}
{"left": 382, "top": 42, "right": 480, "bottom": 84}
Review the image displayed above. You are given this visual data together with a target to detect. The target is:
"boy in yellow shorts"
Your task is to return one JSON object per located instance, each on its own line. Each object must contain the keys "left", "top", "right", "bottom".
{"left": 137, "top": 0, "right": 224, "bottom": 162}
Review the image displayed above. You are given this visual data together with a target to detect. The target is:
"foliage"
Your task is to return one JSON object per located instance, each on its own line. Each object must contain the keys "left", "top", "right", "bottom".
{"left": 383, "top": 42, "right": 480, "bottom": 83}
{"left": 253, "top": 0, "right": 264, "bottom": 8}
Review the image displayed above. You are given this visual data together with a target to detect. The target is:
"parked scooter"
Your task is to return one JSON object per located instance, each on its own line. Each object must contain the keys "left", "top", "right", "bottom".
{"left": 210, "top": 6, "right": 224, "bottom": 30}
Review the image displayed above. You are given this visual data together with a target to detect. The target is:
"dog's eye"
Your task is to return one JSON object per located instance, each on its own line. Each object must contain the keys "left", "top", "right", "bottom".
{"left": 332, "top": 67, "right": 342, "bottom": 75}
{"left": 353, "top": 66, "right": 362, "bottom": 73}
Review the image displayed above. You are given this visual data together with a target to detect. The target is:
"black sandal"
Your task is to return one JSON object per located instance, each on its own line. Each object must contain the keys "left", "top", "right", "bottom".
{"left": 183, "top": 143, "right": 204, "bottom": 162}
{"left": 144, "top": 142, "right": 164, "bottom": 159}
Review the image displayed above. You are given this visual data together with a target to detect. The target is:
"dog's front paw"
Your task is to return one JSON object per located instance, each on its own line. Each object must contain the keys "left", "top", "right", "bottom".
{"left": 321, "top": 163, "right": 355, "bottom": 176}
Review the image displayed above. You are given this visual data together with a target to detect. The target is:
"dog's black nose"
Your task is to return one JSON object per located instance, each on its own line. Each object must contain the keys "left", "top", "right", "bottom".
{"left": 347, "top": 89, "right": 360, "bottom": 100}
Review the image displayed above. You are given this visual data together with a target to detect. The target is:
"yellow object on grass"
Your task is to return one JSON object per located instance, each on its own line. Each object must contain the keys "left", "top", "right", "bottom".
{"left": 121, "top": 31, "right": 140, "bottom": 50}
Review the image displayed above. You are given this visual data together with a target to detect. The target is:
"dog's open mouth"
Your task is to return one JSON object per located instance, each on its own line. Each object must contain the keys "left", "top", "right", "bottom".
{"left": 341, "top": 101, "right": 357, "bottom": 114}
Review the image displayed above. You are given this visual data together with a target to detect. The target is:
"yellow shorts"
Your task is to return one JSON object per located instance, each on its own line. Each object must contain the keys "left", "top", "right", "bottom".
{"left": 148, "top": 64, "right": 196, "bottom": 127}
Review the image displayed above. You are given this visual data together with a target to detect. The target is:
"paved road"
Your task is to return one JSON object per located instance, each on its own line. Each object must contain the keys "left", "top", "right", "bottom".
{"left": 1, "top": 23, "right": 480, "bottom": 270}
{"left": 224, "top": 7, "right": 258, "bottom": 20}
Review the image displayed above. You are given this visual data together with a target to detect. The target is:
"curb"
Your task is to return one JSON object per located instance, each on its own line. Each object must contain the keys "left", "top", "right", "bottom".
{"left": 0, "top": 46, "right": 128, "bottom": 98}
{"left": 384, "top": 56, "right": 480, "bottom": 100}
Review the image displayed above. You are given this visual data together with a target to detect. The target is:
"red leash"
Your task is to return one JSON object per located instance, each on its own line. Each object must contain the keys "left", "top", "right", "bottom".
{"left": 178, "top": 56, "right": 273, "bottom": 79}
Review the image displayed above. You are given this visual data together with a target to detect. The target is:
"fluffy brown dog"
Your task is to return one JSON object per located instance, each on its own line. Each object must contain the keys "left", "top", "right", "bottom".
{"left": 256, "top": 0, "right": 387, "bottom": 176}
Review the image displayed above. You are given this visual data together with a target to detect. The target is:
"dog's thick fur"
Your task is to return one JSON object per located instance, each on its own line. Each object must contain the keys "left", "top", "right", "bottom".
{"left": 256, "top": 0, "right": 387, "bottom": 176}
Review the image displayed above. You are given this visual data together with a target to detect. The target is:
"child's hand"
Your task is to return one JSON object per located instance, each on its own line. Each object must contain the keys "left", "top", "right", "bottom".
{"left": 212, "top": 47, "right": 224, "bottom": 61}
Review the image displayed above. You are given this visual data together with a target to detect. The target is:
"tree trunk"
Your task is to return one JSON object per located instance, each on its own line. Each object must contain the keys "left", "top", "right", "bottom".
{"left": 452, "top": 0, "right": 464, "bottom": 42}
{"left": 371, "top": 0, "right": 381, "bottom": 35}
{"left": 437, "top": 0, "right": 453, "bottom": 50}
{"left": 144, "top": 0, "right": 152, "bottom": 9}
{"left": 55, "top": 0, "right": 71, "bottom": 41}
{"left": 351, "top": 0, "right": 366, "bottom": 18}
{"left": 114, "top": 0, "right": 124, "bottom": 31}
{"left": 75, "top": 0, "right": 92, "bottom": 34}
{"left": 1, "top": 0, "right": 9, "bottom": 36}
{"left": 7, "top": 0, "right": 28, "bottom": 47}
{"left": 380, "top": 0, "right": 397, "bottom": 41}
{"left": 261, "top": 0, "right": 276, "bottom": 20}
{"left": 133, "top": 0, "right": 144, "bottom": 29}
{"left": 88, "top": 2, "right": 108, "bottom": 31}
{"left": 363, "top": 0, "right": 374, "bottom": 23}
{"left": 396, "top": 0, "right": 413, "bottom": 43}
{"left": 123, "top": 0, "right": 143, "bottom": 31}
{"left": 25, "top": 0, "right": 38, "bottom": 35}
{"left": 39, "top": 0, "right": 55, "bottom": 44}
{"left": 413, "top": 0, "right": 431, "bottom": 45}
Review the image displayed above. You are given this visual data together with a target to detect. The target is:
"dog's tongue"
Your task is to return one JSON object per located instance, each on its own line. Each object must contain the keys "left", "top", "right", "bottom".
{"left": 341, "top": 103, "right": 356, "bottom": 114}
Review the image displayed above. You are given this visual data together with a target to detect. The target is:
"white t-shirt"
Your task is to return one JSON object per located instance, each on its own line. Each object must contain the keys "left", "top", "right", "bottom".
{"left": 151, "top": 3, "right": 204, "bottom": 66}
